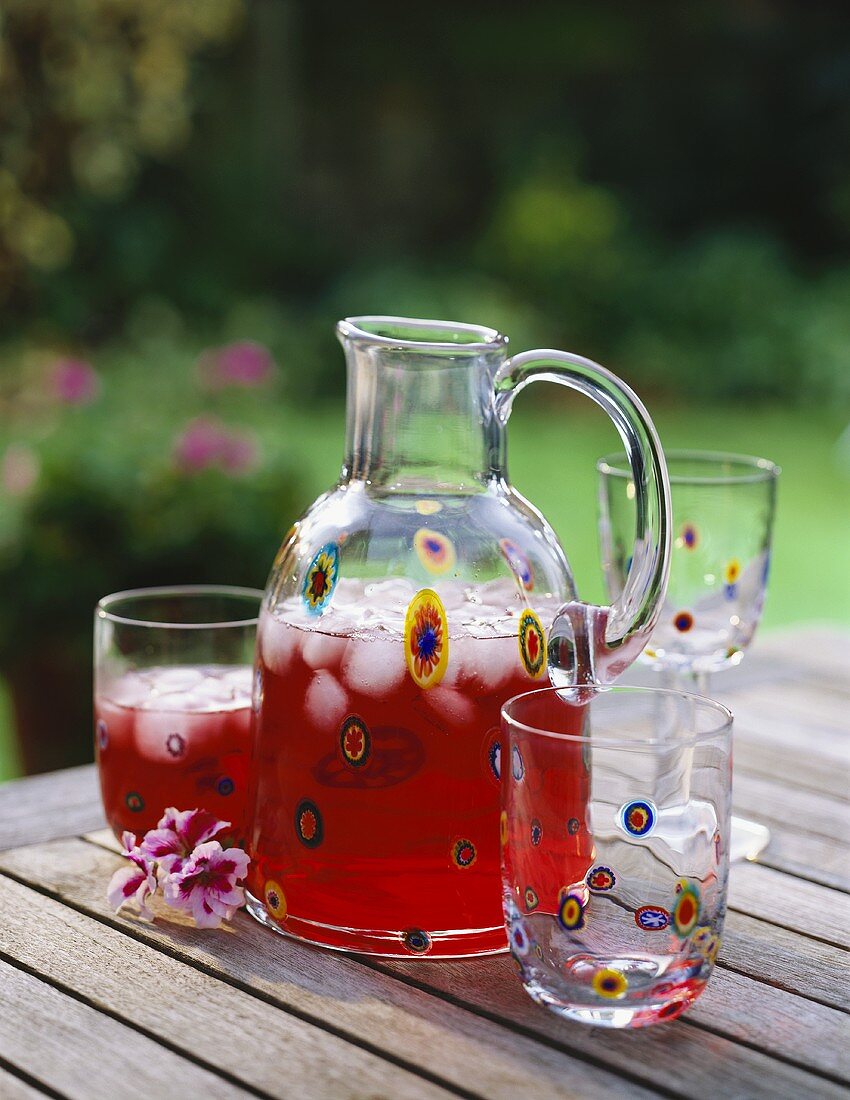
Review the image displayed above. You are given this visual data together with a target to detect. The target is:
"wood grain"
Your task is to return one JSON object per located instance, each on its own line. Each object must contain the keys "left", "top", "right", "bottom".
{"left": 687, "top": 968, "right": 850, "bottom": 1081}
{"left": 721, "top": 910, "right": 850, "bottom": 1011}
{"left": 756, "top": 824, "right": 850, "bottom": 892}
{"left": 375, "top": 953, "right": 849, "bottom": 1100}
{"left": 4, "top": 834, "right": 844, "bottom": 1100}
{"left": 0, "top": 875, "right": 454, "bottom": 1100}
{"left": 731, "top": 771, "right": 849, "bottom": 844}
{"left": 0, "top": 957, "right": 248, "bottom": 1100}
{"left": 0, "top": 838, "right": 652, "bottom": 1100}
{"left": 728, "top": 862, "right": 850, "bottom": 948}
{"left": 733, "top": 719, "right": 850, "bottom": 800}
{"left": 0, "top": 1066, "right": 52, "bottom": 1100}
{"left": 0, "top": 765, "right": 103, "bottom": 852}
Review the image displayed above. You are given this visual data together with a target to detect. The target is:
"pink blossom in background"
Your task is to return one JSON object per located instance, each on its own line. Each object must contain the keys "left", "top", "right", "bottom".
{"left": 51, "top": 357, "right": 100, "bottom": 405}
{"left": 220, "top": 431, "right": 259, "bottom": 475}
{"left": 1, "top": 443, "right": 40, "bottom": 496}
{"left": 173, "top": 416, "right": 230, "bottom": 472}
{"left": 106, "top": 831, "right": 157, "bottom": 921}
{"left": 198, "top": 340, "right": 274, "bottom": 389}
{"left": 173, "top": 416, "right": 259, "bottom": 476}
{"left": 141, "top": 807, "right": 230, "bottom": 874}
{"left": 163, "top": 840, "right": 250, "bottom": 929}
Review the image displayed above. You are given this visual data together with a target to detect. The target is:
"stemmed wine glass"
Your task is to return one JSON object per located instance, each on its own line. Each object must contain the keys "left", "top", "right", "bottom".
{"left": 597, "top": 450, "right": 780, "bottom": 860}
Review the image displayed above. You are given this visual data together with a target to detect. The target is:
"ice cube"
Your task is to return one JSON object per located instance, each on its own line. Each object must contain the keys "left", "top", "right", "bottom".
{"left": 303, "top": 671, "right": 349, "bottom": 730}
{"left": 220, "top": 666, "right": 253, "bottom": 695}
{"left": 341, "top": 635, "right": 406, "bottom": 698}
{"left": 148, "top": 666, "right": 205, "bottom": 694}
{"left": 439, "top": 634, "right": 472, "bottom": 688}
{"left": 196, "top": 674, "right": 251, "bottom": 709}
{"left": 260, "top": 614, "right": 299, "bottom": 676}
{"left": 141, "top": 689, "right": 206, "bottom": 711}
{"left": 363, "top": 578, "right": 415, "bottom": 613}
{"left": 441, "top": 634, "right": 516, "bottom": 693}
{"left": 331, "top": 577, "right": 363, "bottom": 606}
{"left": 101, "top": 670, "right": 152, "bottom": 709}
{"left": 134, "top": 706, "right": 221, "bottom": 763}
{"left": 464, "top": 635, "right": 517, "bottom": 693}
{"left": 421, "top": 685, "right": 477, "bottom": 729}
{"left": 302, "top": 630, "right": 349, "bottom": 672}
{"left": 434, "top": 584, "right": 468, "bottom": 611}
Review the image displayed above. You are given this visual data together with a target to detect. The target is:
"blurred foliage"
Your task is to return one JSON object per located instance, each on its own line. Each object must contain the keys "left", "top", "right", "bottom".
{"left": 1, "top": 2, "right": 850, "bottom": 406}
{"left": 0, "top": 337, "right": 299, "bottom": 669}
{"left": 0, "top": 0, "right": 242, "bottom": 296}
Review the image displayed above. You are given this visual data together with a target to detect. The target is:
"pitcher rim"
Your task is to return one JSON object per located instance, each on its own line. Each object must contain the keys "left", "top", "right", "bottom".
{"left": 338, "top": 315, "right": 509, "bottom": 354}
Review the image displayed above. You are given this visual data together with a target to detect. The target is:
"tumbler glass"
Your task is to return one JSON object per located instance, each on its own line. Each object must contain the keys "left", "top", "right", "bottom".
{"left": 94, "top": 586, "right": 262, "bottom": 840}
{"left": 501, "top": 684, "right": 732, "bottom": 1028}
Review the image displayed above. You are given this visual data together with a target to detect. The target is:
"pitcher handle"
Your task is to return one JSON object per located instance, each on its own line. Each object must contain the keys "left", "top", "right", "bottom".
{"left": 494, "top": 348, "right": 671, "bottom": 687}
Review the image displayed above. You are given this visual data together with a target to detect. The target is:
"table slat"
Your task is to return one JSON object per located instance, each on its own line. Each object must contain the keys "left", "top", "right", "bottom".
{"left": 8, "top": 833, "right": 845, "bottom": 1100}
{"left": 0, "top": 765, "right": 103, "bottom": 852}
{"left": 754, "top": 825, "right": 850, "bottom": 892}
{"left": 685, "top": 969, "right": 850, "bottom": 1081}
{"left": 728, "top": 862, "right": 850, "bottom": 948}
{"left": 0, "top": 874, "right": 454, "bottom": 1100}
{"left": 0, "top": 1066, "right": 52, "bottom": 1100}
{"left": 731, "top": 771, "right": 849, "bottom": 845}
{"left": 375, "top": 955, "right": 849, "bottom": 1100}
{"left": 0, "top": 837, "right": 653, "bottom": 1100}
{"left": 721, "top": 910, "right": 850, "bottom": 1011}
{"left": 733, "top": 721, "right": 850, "bottom": 800}
{"left": 0, "top": 957, "right": 249, "bottom": 1100}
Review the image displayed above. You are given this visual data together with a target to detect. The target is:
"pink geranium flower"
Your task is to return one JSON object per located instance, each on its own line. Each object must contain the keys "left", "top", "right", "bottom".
{"left": 220, "top": 432, "right": 258, "bottom": 475}
{"left": 163, "top": 840, "right": 250, "bottom": 929}
{"left": 198, "top": 340, "right": 274, "bottom": 389}
{"left": 1, "top": 443, "right": 40, "bottom": 496}
{"left": 140, "top": 807, "right": 230, "bottom": 874}
{"left": 173, "top": 416, "right": 229, "bottom": 473}
{"left": 173, "top": 417, "right": 259, "bottom": 476}
{"left": 51, "top": 358, "right": 100, "bottom": 405}
{"left": 106, "top": 831, "right": 157, "bottom": 921}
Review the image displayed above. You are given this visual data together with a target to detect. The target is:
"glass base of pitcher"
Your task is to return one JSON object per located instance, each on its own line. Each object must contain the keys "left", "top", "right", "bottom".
{"left": 245, "top": 891, "right": 508, "bottom": 958}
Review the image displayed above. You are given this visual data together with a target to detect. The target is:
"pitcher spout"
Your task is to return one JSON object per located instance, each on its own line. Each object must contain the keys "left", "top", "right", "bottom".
{"left": 337, "top": 315, "right": 509, "bottom": 492}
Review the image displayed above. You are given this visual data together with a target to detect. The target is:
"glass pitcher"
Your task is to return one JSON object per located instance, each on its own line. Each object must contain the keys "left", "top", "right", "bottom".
{"left": 246, "top": 316, "right": 671, "bottom": 957}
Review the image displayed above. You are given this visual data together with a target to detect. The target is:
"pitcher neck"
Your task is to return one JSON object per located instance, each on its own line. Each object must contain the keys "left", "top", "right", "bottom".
{"left": 337, "top": 316, "right": 509, "bottom": 492}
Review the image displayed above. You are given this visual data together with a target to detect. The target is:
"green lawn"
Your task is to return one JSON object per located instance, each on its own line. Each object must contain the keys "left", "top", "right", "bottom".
{"left": 1, "top": 400, "right": 846, "bottom": 783}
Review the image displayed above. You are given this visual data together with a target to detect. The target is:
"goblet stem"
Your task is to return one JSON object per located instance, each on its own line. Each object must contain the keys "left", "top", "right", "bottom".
{"left": 657, "top": 665, "right": 711, "bottom": 697}
{"left": 656, "top": 663, "right": 770, "bottom": 862}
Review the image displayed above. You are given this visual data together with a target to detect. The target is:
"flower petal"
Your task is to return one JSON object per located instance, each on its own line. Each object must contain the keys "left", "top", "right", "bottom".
{"left": 179, "top": 809, "right": 231, "bottom": 849}
{"left": 107, "top": 864, "right": 148, "bottom": 911}
{"left": 157, "top": 807, "right": 181, "bottom": 832}
{"left": 191, "top": 893, "right": 223, "bottom": 929}
{"left": 140, "top": 827, "right": 184, "bottom": 865}
{"left": 134, "top": 880, "right": 156, "bottom": 922}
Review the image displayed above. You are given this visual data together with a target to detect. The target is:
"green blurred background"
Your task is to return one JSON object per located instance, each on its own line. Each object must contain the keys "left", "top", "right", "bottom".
{"left": 0, "top": 1, "right": 848, "bottom": 780}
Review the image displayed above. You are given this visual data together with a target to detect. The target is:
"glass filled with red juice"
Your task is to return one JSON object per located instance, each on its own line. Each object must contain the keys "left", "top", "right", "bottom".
{"left": 94, "top": 586, "right": 262, "bottom": 842}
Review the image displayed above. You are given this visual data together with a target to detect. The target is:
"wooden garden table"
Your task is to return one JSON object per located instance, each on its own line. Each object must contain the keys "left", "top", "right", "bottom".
{"left": 0, "top": 626, "right": 847, "bottom": 1099}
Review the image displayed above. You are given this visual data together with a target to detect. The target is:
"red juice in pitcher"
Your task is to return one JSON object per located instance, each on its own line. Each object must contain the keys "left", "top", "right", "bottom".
{"left": 95, "top": 665, "right": 253, "bottom": 840}
{"left": 246, "top": 579, "right": 591, "bottom": 957}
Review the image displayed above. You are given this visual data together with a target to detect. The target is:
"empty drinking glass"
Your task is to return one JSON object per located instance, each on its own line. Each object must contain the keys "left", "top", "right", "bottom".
{"left": 501, "top": 684, "right": 732, "bottom": 1028}
{"left": 597, "top": 450, "right": 779, "bottom": 686}
{"left": 597, "top": 449, "right": 778, "bottom": 859}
